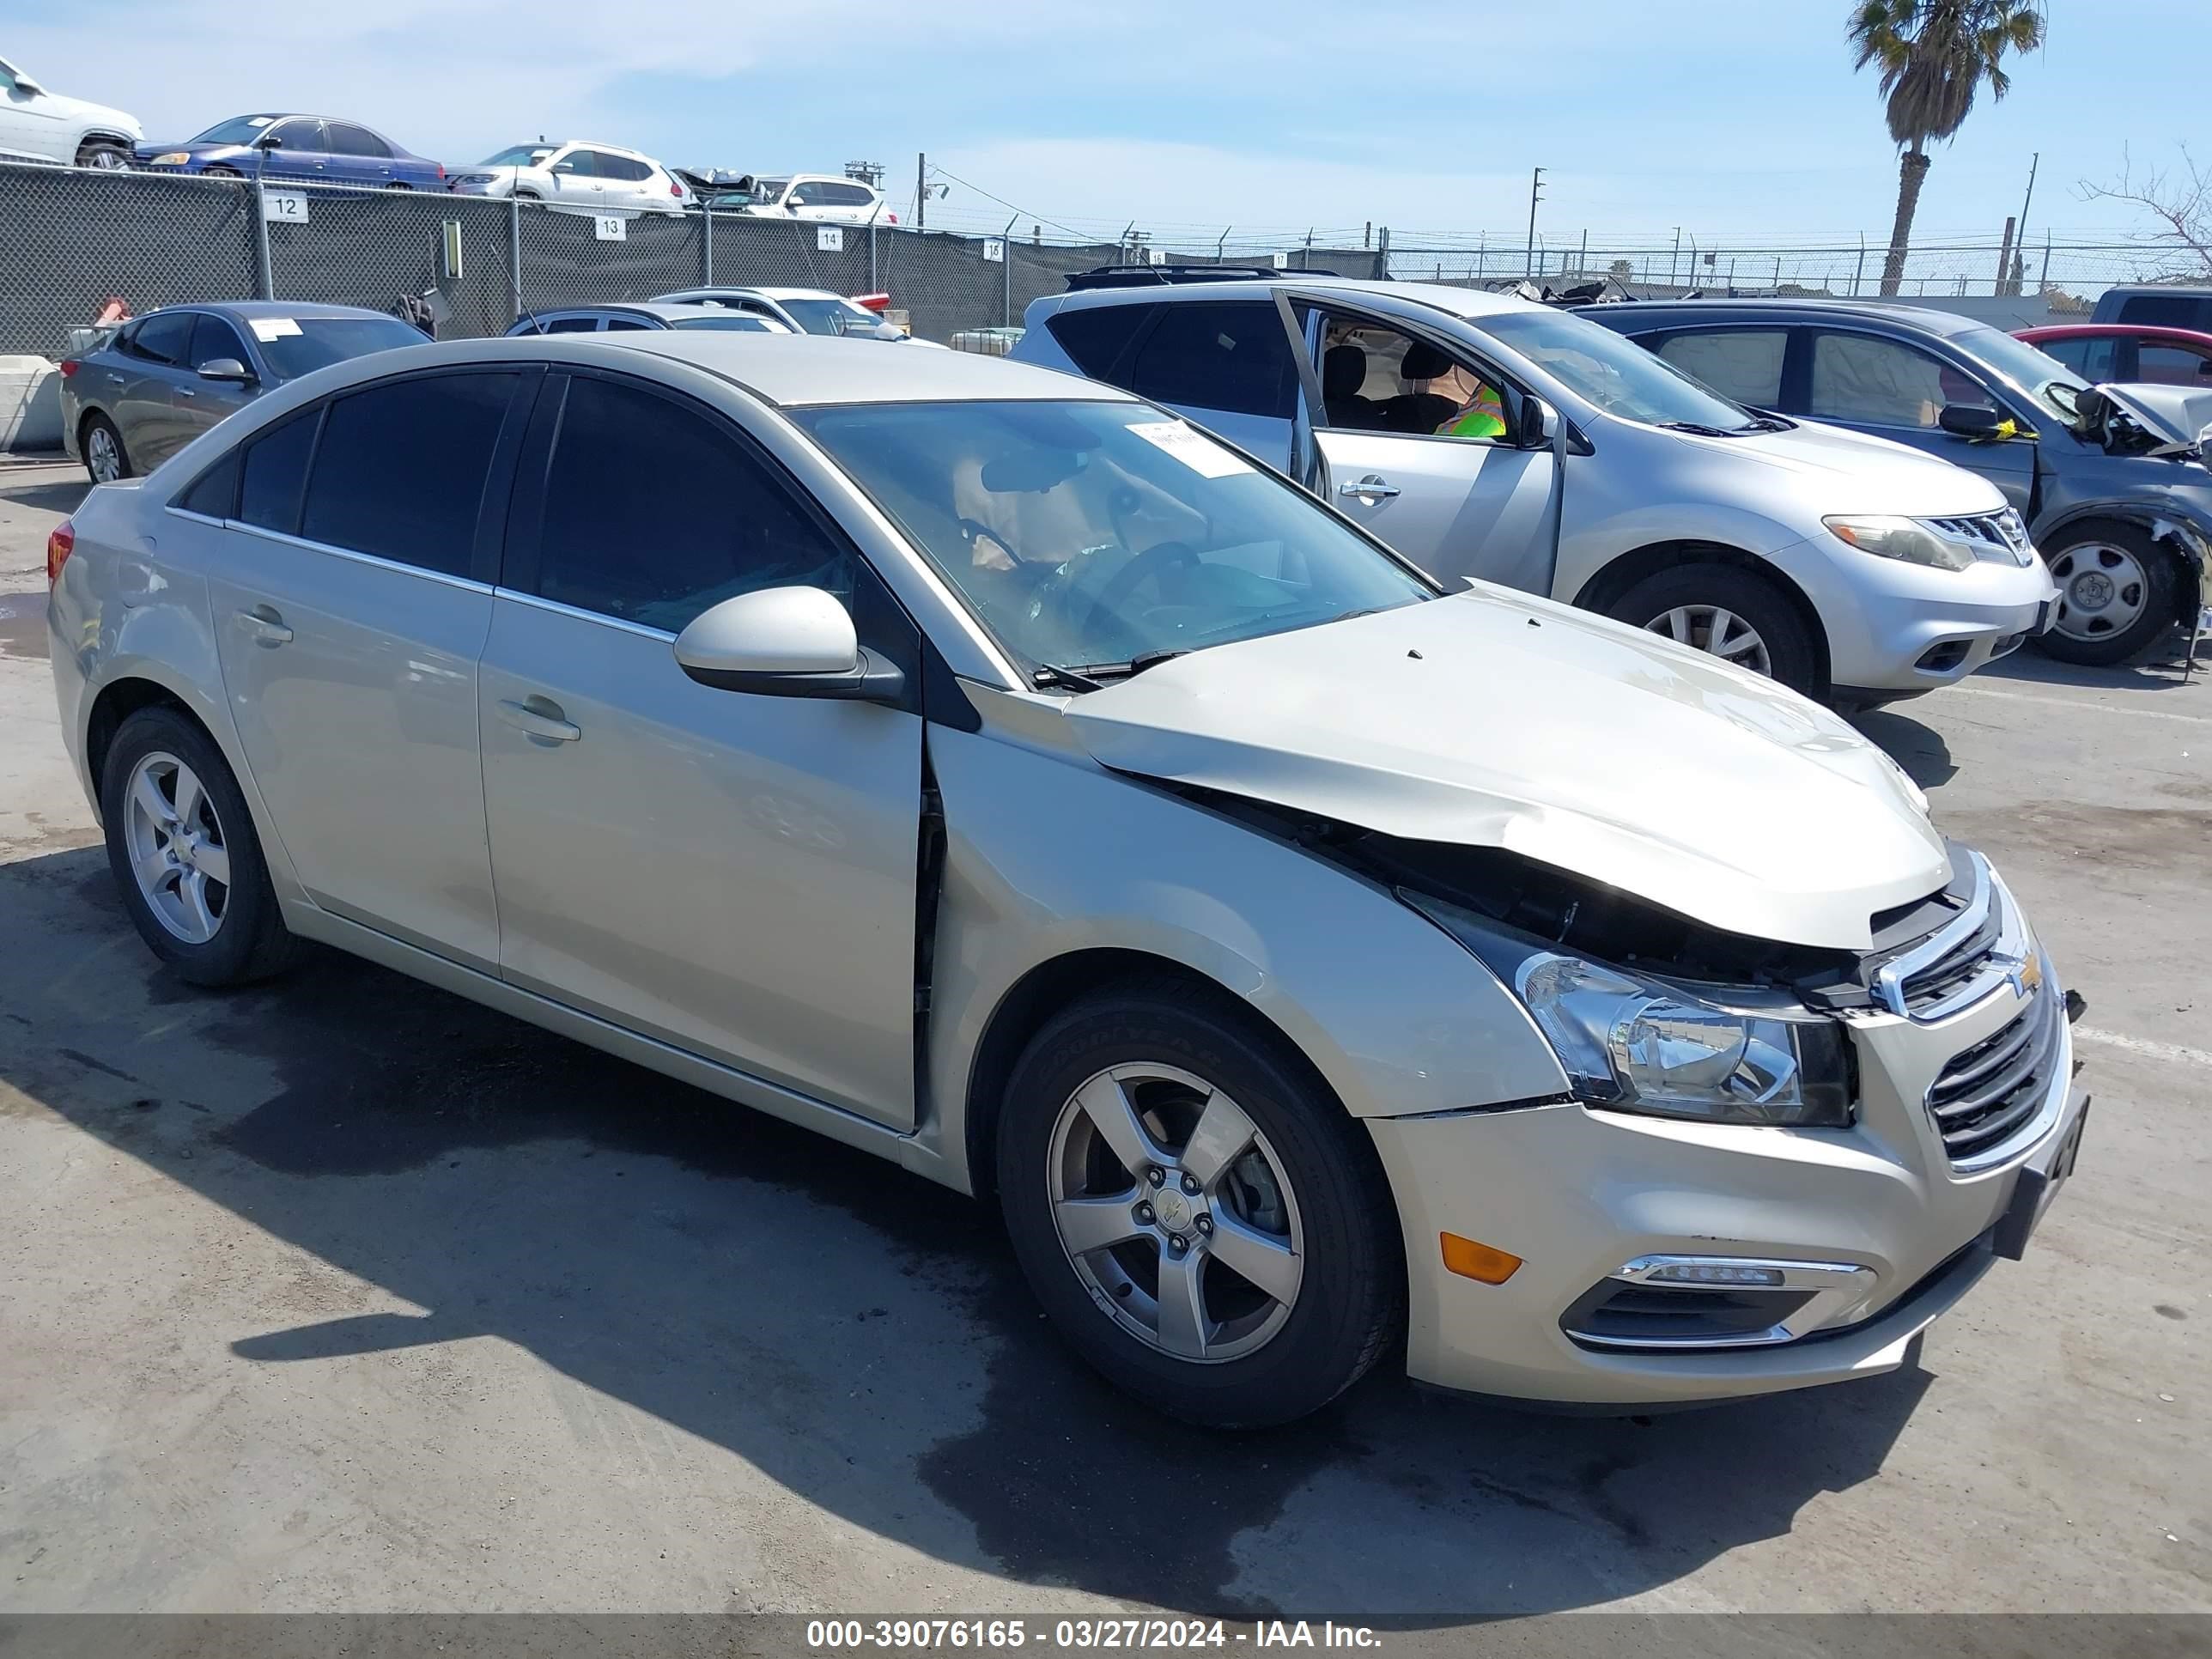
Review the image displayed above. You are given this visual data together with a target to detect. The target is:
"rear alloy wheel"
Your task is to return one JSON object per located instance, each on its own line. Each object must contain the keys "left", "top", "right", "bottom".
{"left": 1607, "top": 561, "right": 1818, "bottom": 697}
{"left": 82, "top": 414, "right": 130, "bottom": 484}
{"left": 100, "top": 707, "right": 298, "bottom": 986}
{"left": 999, "top": 984, "right": 1403, "bottom": 1427}
{"left": 2038, "top": 521, "right": 2179, "bottom": 665}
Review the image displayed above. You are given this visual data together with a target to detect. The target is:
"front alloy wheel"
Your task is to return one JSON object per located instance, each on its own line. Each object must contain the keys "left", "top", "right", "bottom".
{"left": 999, "top": 985, "right": 1404, "bottom": 1427}
{"left": 1048, "top": 1063, "right": 1304, "bottom": 1363}
{"left": 1644, "top": 605, "right": 1772, "bottom": 677}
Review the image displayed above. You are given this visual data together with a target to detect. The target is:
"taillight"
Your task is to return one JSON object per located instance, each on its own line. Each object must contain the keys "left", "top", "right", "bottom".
{"left": 46, "top": 520, "right": 75, "bottom": 586}
{"left": 670, "top": 179, "right": 684, "bottom": 196}
{"left": 886, "top": 210, "right": 898, "bottom": 224}
{"left": 58, "top": 360, "right": 79, "bottom": 378}
{"left": 435, "top": 163, "right": 447, "bottom": 180}
{"left": 852, "top": 292, "right": 891, "bottom": 313}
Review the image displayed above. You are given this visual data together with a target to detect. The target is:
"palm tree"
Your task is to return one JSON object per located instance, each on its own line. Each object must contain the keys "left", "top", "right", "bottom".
{"left": 1848, "top": 0, "right": 2045, "bottom": 295}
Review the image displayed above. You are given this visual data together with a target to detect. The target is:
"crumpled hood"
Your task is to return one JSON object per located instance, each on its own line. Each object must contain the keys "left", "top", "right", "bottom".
{"left": 1062, "top": 591, "right": 1949, "bottom": 951}
{"left": 1678, "top": 420, "right": 2009, "bottom": 515}
{"left": 2086, "top": 380, "right": 2212, "bottom": 451}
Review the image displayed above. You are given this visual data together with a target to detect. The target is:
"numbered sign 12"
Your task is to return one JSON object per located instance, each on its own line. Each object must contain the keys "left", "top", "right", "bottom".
{"left": 261, "top": 190, "right": 310, "bottom": 224}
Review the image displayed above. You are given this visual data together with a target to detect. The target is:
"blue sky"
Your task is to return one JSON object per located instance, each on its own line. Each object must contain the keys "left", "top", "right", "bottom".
{"left": 10, "top": 0, "right": 2198, "bottom": 252}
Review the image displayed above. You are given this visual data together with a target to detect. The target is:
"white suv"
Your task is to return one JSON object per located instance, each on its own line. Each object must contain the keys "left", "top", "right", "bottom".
{"left": 0, "top": 56, "right": 140, "bottom": 169}
{"left": 736, "top": 173, "right": 890, "bottom": 225}
{"left": 447, "top": 139, "right": 687, "bottom": 216}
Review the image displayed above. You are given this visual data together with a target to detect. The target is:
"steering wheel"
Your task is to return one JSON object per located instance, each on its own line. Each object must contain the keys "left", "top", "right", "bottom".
{"left": 1079, "top": 541, "right": 1203, "bottom": 637}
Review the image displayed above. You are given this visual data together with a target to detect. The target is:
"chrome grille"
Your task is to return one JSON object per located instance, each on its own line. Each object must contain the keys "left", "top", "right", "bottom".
{"left": 1923, "top": 509, "right": 2035, "bottom": 567}
{"left": 1874, "top": 852, "right": 2026, "bottom": 1022}
{"left": 1926, "top": 981, "right": 2063, "bottom": 1164}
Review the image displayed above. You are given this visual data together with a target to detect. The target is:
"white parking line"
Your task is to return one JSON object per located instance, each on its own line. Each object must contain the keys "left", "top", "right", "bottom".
{"left": 2074, "top": 1026, "right": 2212, "bottom": 1068}
{"left": 1948, "top": 684, "right": 2212, "bottom": 726}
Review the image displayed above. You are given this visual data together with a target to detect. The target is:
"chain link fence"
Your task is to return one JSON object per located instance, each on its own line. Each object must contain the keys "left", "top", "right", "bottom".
{"left": 7, "top": 158, "right": 2207, "bottom": 363}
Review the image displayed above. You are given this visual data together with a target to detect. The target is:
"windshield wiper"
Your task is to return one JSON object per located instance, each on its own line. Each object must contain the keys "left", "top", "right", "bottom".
{"left": 1656, "top": 420, "right": 1742, "bottom": 437}
{"left": 1035, "top": 649, "right": 1187, "bottom": 689}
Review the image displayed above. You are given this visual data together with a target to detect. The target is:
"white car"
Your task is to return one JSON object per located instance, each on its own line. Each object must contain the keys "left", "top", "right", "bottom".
{"left": 447, "top": 139, "right": 688, "bottom": 216}
{"left": 0, "top": 55, "right": 140, "bottom": 170}
{"left": 734, "top": 173, "right": 890, "bottom": 225}
{"left": 651, "top": 287, "right": 928, "bottom": 343}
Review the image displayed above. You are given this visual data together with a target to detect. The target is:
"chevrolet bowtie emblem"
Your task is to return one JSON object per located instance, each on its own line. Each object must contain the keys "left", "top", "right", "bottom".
{"left": 2003, "top": 951, "right": 2044, "bottom": 1000}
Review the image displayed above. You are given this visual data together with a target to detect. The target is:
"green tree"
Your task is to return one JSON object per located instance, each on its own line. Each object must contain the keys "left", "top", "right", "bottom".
{"left": 1848, "top": 0, "right": 2045, "bottom": 295}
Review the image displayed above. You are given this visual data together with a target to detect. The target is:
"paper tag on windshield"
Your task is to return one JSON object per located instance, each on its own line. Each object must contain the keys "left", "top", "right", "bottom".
{"left": 1128, "top": 421, "right": 1249, "bottom": 478}
{"left": 248, "top": 318, "right": 302, "bottom": 342}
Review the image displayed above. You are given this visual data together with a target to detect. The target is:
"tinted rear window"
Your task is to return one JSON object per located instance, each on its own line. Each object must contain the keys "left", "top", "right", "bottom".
{"left": 1128, "top": 301, "right": 1293, "bottom": 419}
{"left": 238, "top": 411, "right": 319, "bottom": 535}
{"left": 300, "top": 374, "right": 518, "bottom": 575}
{"left": 2118, "top": 295, "right": 2212, "bottom": 331}
{"left": 1048, "top": 303, "right": 1154, "bottom": 381}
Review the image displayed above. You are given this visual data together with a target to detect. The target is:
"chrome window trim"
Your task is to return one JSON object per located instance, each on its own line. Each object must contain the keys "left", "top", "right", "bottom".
{"left": 221, "top": 521, "right": 494, "bottom": 594}
{"left": 163, "top": 506, "right": 228, "bottom": 528}
{"left": 492, "top": 586, "right": 678, "bottom": 643}
{"left": 1565, "top": 1255, "right": 1880, "bottom": 1351}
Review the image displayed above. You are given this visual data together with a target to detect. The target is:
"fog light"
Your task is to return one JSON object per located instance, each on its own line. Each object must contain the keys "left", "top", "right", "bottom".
{"left": 1643, "top": 1262, "right": 1785, "bottom": 1287}
{"left": 1440, "top": 1232, "right": 1522, "bottom": 1285}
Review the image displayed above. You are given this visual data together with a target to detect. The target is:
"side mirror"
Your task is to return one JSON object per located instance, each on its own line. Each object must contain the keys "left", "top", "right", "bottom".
{"left": 672, "top": 586, "right": 904, "bottom": 703}
{"left": 1938, "top": 403, "right": 2008, "bottom": 441}
{"left": 14, "top": 77, "right": 44, "bottom": 95}
{"left": 198, "top": 357, "right": 254, "bottom": 383}
{"left": 255, "top": 133, "right": 283, "bottom": 150}
{"left": 1514, "top": 393, "right": 1559, "bottom": 450}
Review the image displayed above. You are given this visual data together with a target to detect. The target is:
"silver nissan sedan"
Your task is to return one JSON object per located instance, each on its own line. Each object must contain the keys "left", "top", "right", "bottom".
{"left": 46, "top": 334, "right": 2089, "bottom": 1427}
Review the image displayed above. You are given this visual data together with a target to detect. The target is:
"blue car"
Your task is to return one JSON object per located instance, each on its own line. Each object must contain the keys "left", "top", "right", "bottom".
{"left": 135, "top": 114, "right": 445, "bottom": 190}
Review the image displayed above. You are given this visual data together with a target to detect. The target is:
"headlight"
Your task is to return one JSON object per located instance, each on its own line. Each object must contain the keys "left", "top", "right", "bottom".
{"left": 150, "top": 152, "right": 191, "bottom": 166}
{"left": 1405, "top": 895, "right": 1854, "bottom": 1127}
{"left": 1824, "top": 514, "right": 1975, "bottom": 571}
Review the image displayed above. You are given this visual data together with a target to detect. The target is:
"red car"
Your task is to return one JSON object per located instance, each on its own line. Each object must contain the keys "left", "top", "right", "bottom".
{"left": 2014, "top": 323, "right": 2212, "bottom": 387}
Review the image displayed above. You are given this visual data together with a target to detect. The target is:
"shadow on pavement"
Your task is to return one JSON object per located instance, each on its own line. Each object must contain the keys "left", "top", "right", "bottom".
{"left": 0, "top": 843, "right": 1932, "bottom": 1622}
{"left": 1978, "top": 640, "right": 2205, "bottom": 695}
{"left": 0, "top": 475, "right": 89, "bottom": 517}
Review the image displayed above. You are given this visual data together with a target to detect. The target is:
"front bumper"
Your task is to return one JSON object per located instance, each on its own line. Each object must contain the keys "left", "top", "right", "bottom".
{"left": 1774, "top": 532, "right": 2057, "bottom": 696}
{"left": 1370, "top": 969, "right": 2082, "bottom": 1407}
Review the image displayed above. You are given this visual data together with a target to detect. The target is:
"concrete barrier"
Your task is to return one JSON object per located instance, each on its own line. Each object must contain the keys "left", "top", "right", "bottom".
{"left": 1, "top": 357, "right": 64, "bottom": 453}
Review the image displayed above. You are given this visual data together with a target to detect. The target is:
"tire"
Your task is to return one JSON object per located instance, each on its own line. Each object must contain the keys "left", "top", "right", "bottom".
{"left": 997, "top": 979, "right": 1404, "bottom": 1428}
{"left": 82, "top": 413, "right": 131, "bottom": 484}
{"left": 514, "top": 189, "right": 542, "bottom": 201}
{"left": 383, "top": 182, "right": 412, "bottom": 191}
{"left": 2035, "top": 520, "right": 2180, "bottom": 665}
{"left": 76, "top": 139, "right": 131, "bottom": 171}
{"left": 204, "top": 165, "right": 242, "bottom": 179}
{"left": 1606, "top": 561, "right": 1820, "bottom": 697}
{"left": 100, "top": 707, "right": 299, "bottom": 988}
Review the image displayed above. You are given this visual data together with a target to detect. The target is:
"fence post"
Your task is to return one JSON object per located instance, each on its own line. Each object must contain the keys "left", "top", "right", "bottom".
{"left": 1001, "top": 212, "right": 1018, "bottom": 327}
{"left": 870, "top": 221, "right": 878, "bottom": 291}
{"left": 702, "top": 205, "right": 714, "bottom": 285}
{"left": 1376, "top": 224, "right": 1389, "bottom": 281}
{"left": 252, "top": 158, "right": 273, "bottom": 300}
{"left": 508, "top": 195, "right": 523, "bottom": 320}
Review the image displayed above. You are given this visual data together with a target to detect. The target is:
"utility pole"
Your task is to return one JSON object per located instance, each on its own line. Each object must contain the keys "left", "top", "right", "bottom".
{"left": 2014, "top": 151, "right": 2039, "bottom": 292}
{"left": 1994, "top": 216, "right": 2018, "bottom": 296}
{"left": 1524, "top": 166, "right": 1545, "bottom": 282}
{"left": 915, "top": 152, "right": 926, "bottom": 230}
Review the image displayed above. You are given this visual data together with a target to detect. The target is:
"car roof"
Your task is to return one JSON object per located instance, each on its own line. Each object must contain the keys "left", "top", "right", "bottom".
{"left": 2018, "top": 322, "right": 2212, "bottom": 344}
{"left": 664, "top": 286, "right": 850, "bottom": 303}
{"left": 532, "top": 302, "right": 749, "bottom": 322}
{"left": 148, "top": 300, "right": 404, "bottom": 322}
{"left": 576, "top": 331, "right": 1133, "bottom": 405}
{"left": 556, "top": 139, "right": 651, "bottom": 158}
{"left": 1044, "top": 275, "right": 1548, "bottom": 322}
{"left": 1577, "top": 297, "right": 1990, "bottom": 337}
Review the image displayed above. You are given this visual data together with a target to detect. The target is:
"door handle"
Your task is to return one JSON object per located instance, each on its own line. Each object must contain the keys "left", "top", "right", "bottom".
{"left": 1338, "top": 474, "right": 1400, "bottom": 501}
{"left": 497, "top": 697, "right": 581, "bottom": 743}
{"left": 234, "top": 605, "right": 293, "bottom": 645}
{"left": 179, "top": 386, "right": 198, "bottom": 398}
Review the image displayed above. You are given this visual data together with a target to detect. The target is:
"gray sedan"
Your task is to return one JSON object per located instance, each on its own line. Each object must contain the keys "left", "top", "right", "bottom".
{"left": 60, "top": 301, "right": 428, "bottom": 484}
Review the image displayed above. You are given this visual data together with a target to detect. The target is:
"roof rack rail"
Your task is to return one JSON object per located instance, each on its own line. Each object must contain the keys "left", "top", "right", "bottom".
{"left": 1062, "top": 264, "right": 1341, "bottom": 291}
